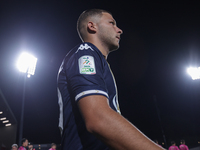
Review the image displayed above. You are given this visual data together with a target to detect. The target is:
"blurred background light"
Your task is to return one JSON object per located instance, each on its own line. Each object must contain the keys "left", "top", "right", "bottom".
{"left": 16, "top": 52, "right": 37, "bottom": 78}
{"left": 187, "top": 67, "right": 200, "bottom": 80}
{"left": 3, "top": 120, "right": 9, "bottom": 123}
{"left": 0, "top": 117, "right": 6, "bottom": 120}
{"left": 5, "top": 123, "right": 11, "bottom": 126}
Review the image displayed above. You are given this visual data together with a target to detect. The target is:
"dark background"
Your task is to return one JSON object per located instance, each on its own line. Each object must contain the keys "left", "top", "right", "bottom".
{"left": 1, "top": 0, "right": 200, "bottom": 148}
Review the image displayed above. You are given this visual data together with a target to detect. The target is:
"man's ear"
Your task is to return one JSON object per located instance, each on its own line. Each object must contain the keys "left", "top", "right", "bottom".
{"left": 87, "top": 21, "right": 97, "bottom": 33}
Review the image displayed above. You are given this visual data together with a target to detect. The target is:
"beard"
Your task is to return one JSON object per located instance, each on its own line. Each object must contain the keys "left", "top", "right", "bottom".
{"left": 98, "top": 26, "right": 120, "bottom": 52}
{"left": 107, "top": 39, "right": 119, "bottom": 52}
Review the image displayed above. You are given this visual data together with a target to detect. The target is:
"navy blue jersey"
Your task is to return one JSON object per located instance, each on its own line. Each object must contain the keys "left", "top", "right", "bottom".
{"left": 57, "top": 42, "right": 120, "bottom": 150}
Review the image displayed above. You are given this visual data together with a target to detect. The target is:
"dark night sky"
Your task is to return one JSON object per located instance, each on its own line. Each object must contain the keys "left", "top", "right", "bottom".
{"left": 1, "top": 0, "right": 200, "bottom": 148}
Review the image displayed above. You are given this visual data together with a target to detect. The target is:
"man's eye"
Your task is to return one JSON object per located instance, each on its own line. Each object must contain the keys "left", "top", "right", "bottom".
{"left": 110, "top": 22, "right": 114, "bottom": 25}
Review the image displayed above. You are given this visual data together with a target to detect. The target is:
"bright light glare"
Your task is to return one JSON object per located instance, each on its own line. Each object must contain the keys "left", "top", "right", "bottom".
{"left": 0, "top": 111, "right": 3, "bottom": 114}
{"left": 0, "top": 117, "right": 6, "bottom": 120}
{"left": 5, "top": 123, "right": 11, "bottom": 126}
{"left": 16, "top": 52, "right": 37, "bottom": 77}
{"left": 187, "top": 67, "right": 200, "bottom": 80}
{"left": 3, "top": 120, "right": 9, "bottom": 123}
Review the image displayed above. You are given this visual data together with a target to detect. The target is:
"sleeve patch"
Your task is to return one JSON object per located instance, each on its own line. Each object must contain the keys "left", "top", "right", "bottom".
{"left": 78, "top": 55, "right": 96, "bottom": 74}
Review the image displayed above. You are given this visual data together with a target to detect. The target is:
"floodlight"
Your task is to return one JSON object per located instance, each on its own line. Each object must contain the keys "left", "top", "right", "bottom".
{"left": 3, "top": 120, "right": 9, "bottom": 123}
{"left": 16, "top": 52, "right": 38, "bottom": 145}
{"left": 5, "top": 123, "right": 11, "bottom": 126}
{"left": 187, "top": 67, "right": 200, "bottom": 80}
{"left": 0, "top": 117, "right": 6, "bottom": 120}
{"left": 16, "top": 52, "right": 37, "bottom": 77}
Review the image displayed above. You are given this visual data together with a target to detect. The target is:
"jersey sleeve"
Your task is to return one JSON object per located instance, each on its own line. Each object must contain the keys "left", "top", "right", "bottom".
{"left": 64, "top": 46, "right": 108, "bottom": 102}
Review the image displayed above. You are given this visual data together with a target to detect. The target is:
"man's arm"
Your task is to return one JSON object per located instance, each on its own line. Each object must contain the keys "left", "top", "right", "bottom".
{"left": 78, "top": 95, "right": 166, "bottom": 150}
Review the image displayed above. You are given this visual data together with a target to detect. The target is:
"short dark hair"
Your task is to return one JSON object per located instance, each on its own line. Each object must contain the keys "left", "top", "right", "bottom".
{"left": 171, "top": 141, "right": 176, "bottom": 145}
{"left": 21, "top": 138, "right": 27, "bottom": 145}
{"left": 77, "top": 9, "right": 111, "bottom": 41}
{"left": 180, "top": 139, "right": 185, "bottom": 144}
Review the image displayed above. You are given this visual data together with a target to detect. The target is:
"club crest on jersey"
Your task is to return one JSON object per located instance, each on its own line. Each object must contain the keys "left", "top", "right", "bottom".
{"left": 79, "top": 55, "right": 96, "bottom": 74}
{"left": 75, "top": 43, "right": 94, "bottom": 53}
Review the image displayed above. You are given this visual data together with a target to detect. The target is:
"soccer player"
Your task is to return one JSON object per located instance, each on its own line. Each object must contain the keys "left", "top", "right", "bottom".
{"left": 179, "top": 140, "right": 189, "bottom": 150}
{"left": 168, "top": 141, "right": 179, "bottom": 150}
{"left": 57, "top": 9, "right": 165, "bottom": 150}
{"left": 18, "top": 138, "right": 28, "bottom": 150}
{"left": 49, "top": 143, "right": 56, "bottom": 150}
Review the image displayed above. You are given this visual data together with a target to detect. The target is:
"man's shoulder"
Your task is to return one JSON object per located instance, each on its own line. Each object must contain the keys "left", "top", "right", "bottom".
{"left": 75, "top": 42, "right": 96, "bottom": 54}
{"left": 65, "top": 42, "right": 103, "bottom": 63}
{"left": 18, "top": 146, "right": 24, "bottom": 150}
{"left": 169, "top": 145, "right": 177, "bottom": 149}
{"left": 179, "top": 144, "right": 188, "bottom": 148}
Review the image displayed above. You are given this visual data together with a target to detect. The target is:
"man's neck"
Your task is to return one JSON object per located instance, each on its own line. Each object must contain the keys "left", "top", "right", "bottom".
{"left": 84, "top": 39, "right": 109, "bottom": 59}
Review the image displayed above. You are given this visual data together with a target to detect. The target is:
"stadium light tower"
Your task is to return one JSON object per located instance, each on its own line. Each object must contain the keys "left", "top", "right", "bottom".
{"left": 16, "top": 52, "right": 37, "bottom": 145}
{"left": 17, "top": 52, "right": 37, "bottom": 78}
{"left": 187, "top": 67, "right": 200, "bottom": 80}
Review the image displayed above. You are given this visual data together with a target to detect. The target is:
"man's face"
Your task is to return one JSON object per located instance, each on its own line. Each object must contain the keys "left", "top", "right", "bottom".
{"left": 97, "top": 12, "right": 123, "bottom": 52}
{"left": 24, "top": 140, "right": 29, "bottom": 147}
{"left": 12, "top": 146, "right": 18, "bottom": 150}
{"left": 52, "top": 145, "right": 56, "bottom": 149}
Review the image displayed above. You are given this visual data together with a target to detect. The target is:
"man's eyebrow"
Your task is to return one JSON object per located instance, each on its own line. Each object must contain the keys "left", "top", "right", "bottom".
{"left": 109, "top": 19, "right": 117, "bottom": 25}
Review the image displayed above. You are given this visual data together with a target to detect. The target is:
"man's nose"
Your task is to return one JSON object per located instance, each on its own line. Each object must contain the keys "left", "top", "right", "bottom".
{"left": 117, "top": 27, "right": 123, "bottom": 34}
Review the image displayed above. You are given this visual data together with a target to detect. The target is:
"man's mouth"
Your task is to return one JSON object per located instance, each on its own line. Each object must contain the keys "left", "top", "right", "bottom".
{"left": 116, "top": 36, "right": 120, "bottom": 40}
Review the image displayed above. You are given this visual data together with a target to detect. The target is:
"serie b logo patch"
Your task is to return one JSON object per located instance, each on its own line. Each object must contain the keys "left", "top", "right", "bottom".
{"left": 78, "top": 55, "right": 96, "bottom": 74}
